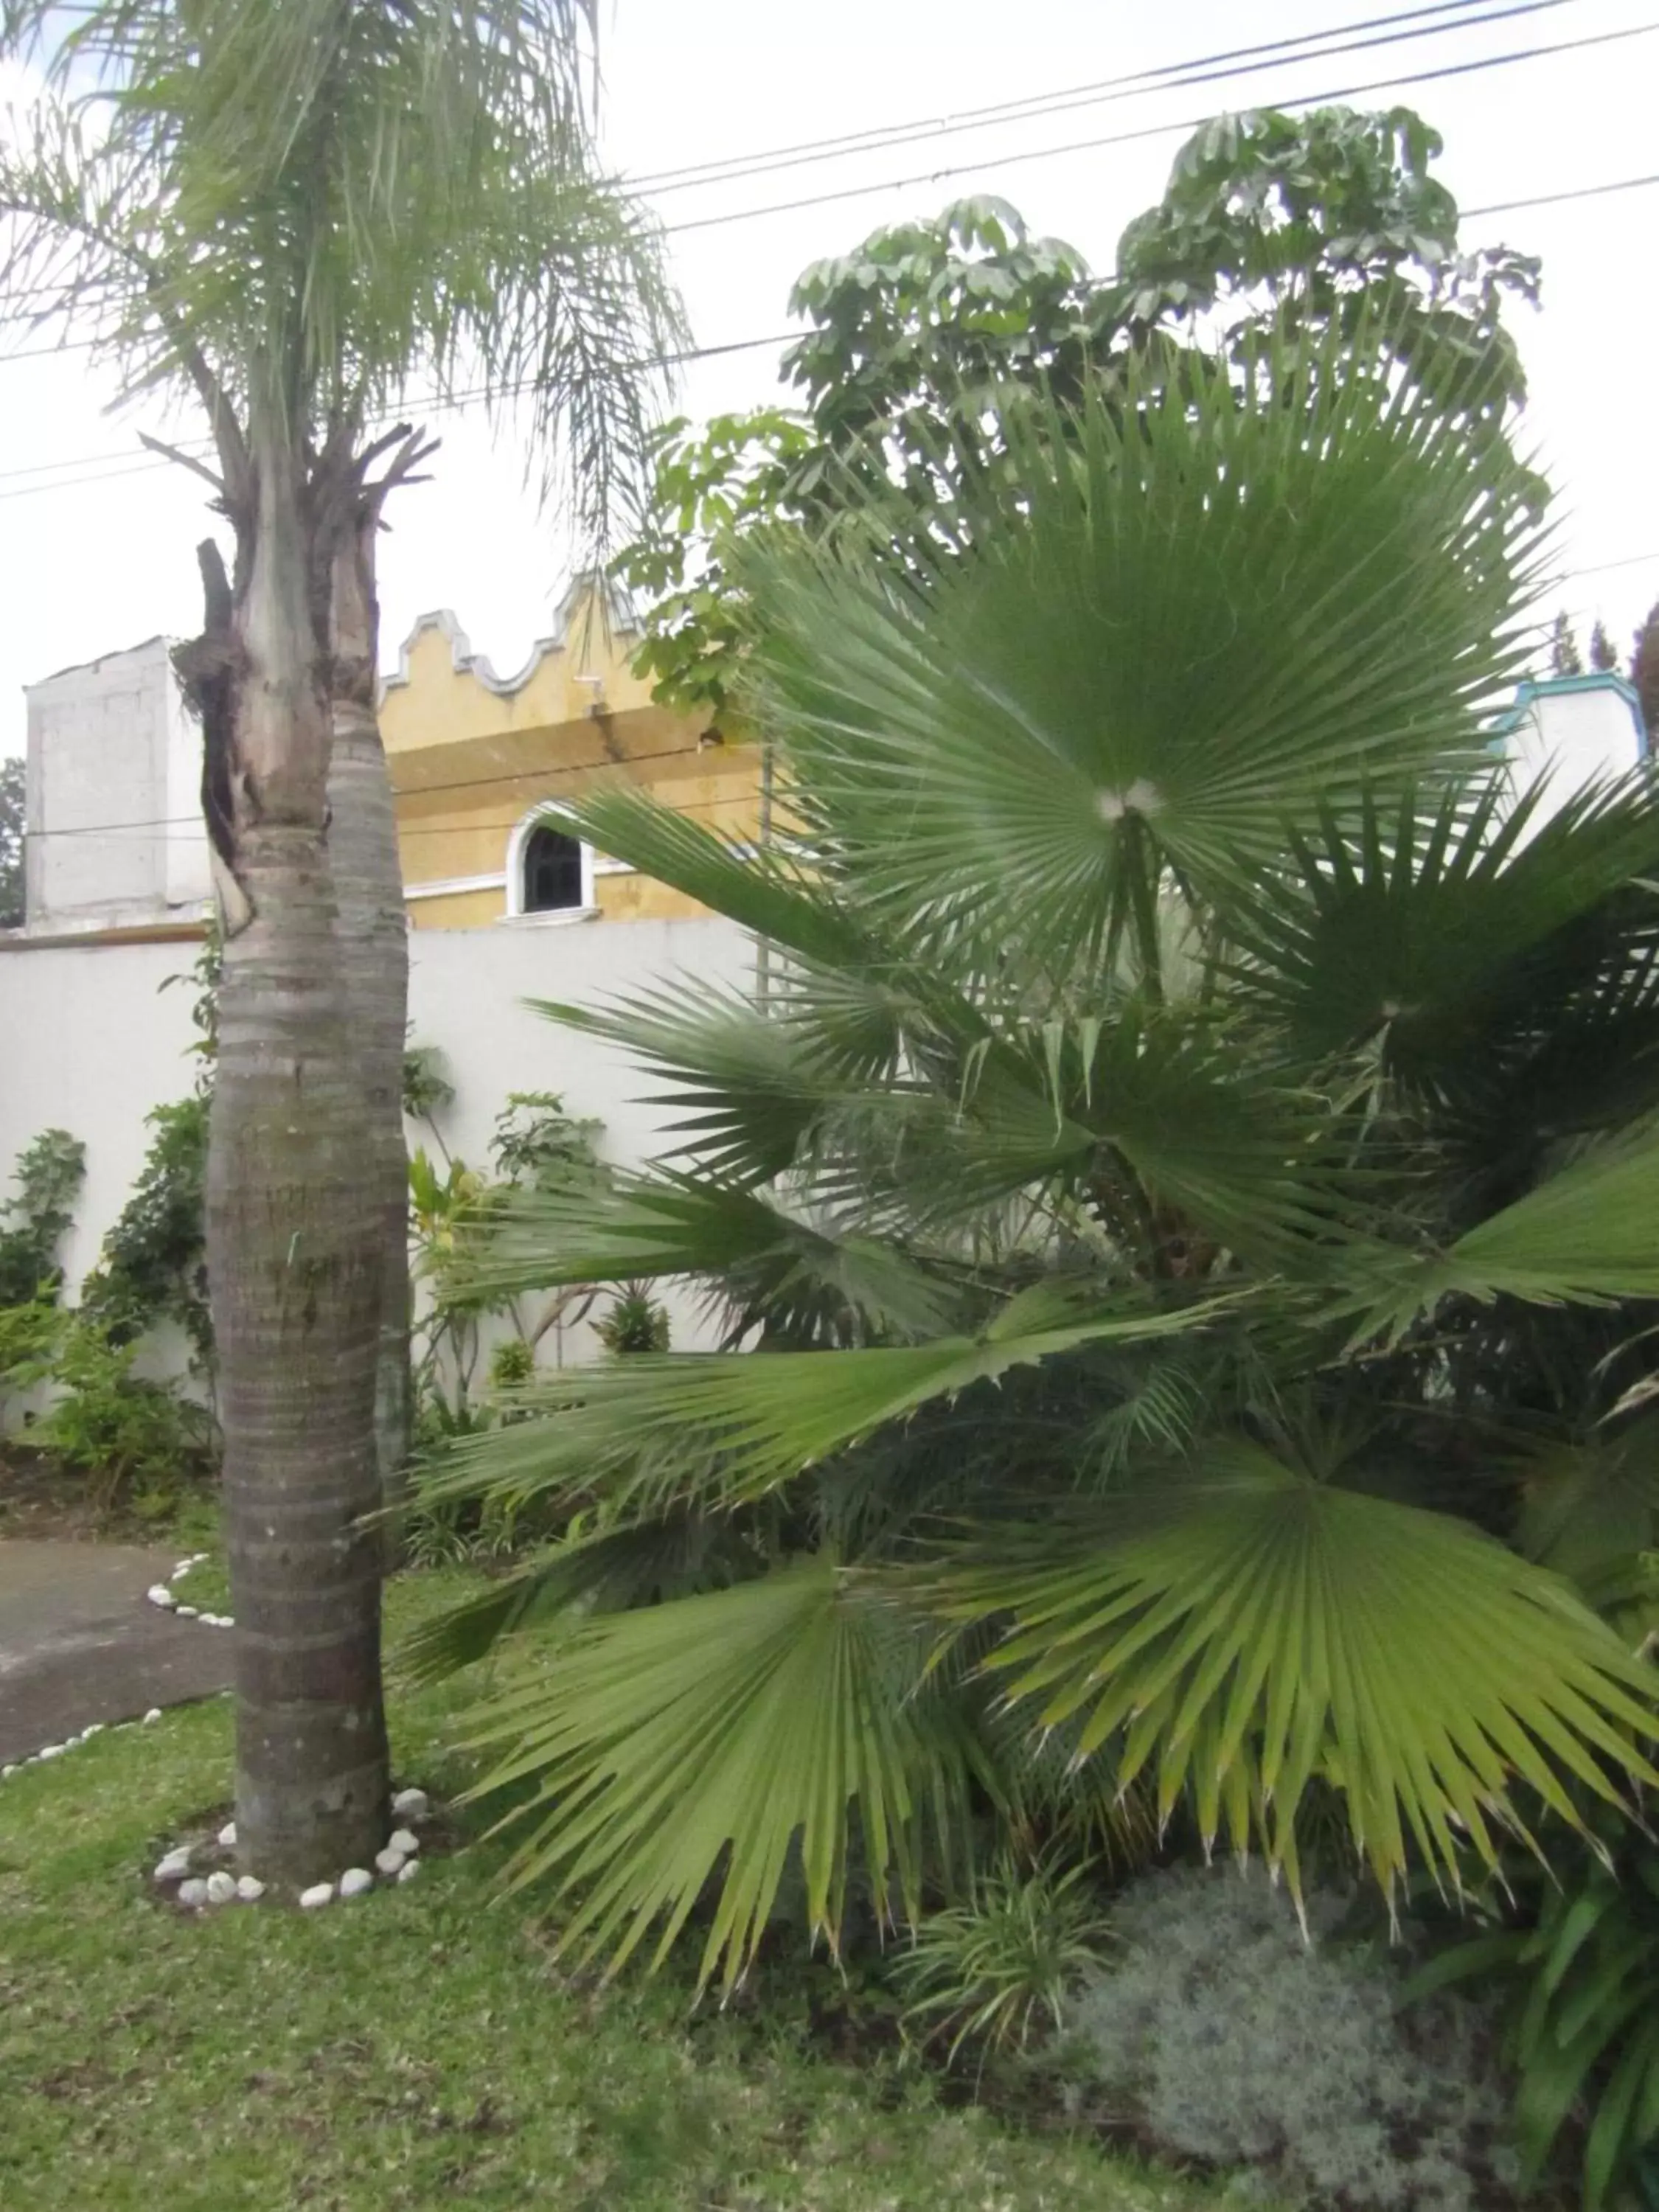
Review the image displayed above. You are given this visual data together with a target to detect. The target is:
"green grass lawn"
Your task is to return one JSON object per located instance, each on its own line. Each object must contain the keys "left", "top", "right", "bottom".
{"left": 0, "top": 1568, "right": 1219, "bottom": 2212}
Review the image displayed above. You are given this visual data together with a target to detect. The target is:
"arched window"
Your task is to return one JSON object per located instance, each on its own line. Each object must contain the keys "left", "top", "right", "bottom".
{"left": 521, "top": 824, "right": 584, "bottom": 914}
{"left": 502, "top": 809, "right": 598, "bottom": 923}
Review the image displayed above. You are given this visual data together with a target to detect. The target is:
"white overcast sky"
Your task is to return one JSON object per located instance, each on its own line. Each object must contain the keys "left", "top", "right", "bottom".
{"left": 1, "top": 0, "right": 1655, "bottom": 764}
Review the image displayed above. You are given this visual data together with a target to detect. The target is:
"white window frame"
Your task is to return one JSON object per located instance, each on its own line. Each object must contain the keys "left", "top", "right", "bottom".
{"left": 502, "top": 809, "right": 599, "bottom": 926}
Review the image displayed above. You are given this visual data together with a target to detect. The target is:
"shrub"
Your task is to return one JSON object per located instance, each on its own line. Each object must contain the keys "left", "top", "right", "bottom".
{"left": 1067, "top": 1865, "right": 1523, "bottom": 2212}
{"left": 1419, "top": 1809, "right": 1659, "bottom": 2211}
{"left": 594, "top": 1282, "right": 670, "bottom": 1355}
{"left": 0, "top": 1292, "right": 63, "bottom": 1422}
{"left": 894, "top": 1856, "right": 1111, "bottom": 2064}
{"left": 33, "top": 1316, "right": 213, "bottom": 1512}
{"left": 82, "top": 1096, "right": 211, "bottom": 1366}
{"left": 0, "top": 1128, "right": 85, "bottom": 1304}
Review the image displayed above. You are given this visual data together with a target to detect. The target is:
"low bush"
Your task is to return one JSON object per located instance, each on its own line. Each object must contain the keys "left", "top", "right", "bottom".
{"left": 0, "top": 1128, "right": 84, "bottom": 1304}
{"left": 894, "top": 1854, "right": 1112, "bottom": 2064}
{"left": 1065, "top": 1864, "right": 1526, "bottom": 2212}
{"left": 1420, "top": 1809, "right": 1659, "bottom": 2211}
{"left": 31, "top": 1315, "right": 213, "bottom": 1514}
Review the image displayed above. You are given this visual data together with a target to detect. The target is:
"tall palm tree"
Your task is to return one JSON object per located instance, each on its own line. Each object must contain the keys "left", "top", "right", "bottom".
{"left": 411, "top": 342, "right": 1659, "bottom": 1990}
{"left": 0, "top": 0, "right": 681, "bottom": 1883}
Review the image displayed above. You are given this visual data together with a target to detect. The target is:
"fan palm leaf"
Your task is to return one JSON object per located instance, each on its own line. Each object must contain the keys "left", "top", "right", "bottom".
{"left": 736, "top": 329, "right": 1548, "bottom": 972}
{"left": 461, "top": 1557, "right": 976, "bottom": 1992}
{"left": 1350, "top": 1121, "right": 1659, "bottom": 1340}
{"left": 418, "top": 1288, "right": 1245, "bottom": 1523}
{"left": 928, "top": 1442, "right": 1657, "bottom": 1896}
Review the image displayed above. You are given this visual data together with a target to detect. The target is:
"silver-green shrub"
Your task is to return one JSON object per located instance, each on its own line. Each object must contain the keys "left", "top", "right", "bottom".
{"left": 1068, "top": 1865, "right": 1526, "bottom": 2211}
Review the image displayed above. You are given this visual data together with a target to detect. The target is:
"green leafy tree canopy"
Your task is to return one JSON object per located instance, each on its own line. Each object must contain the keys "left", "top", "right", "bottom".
{"left": 615, "top": 103, "right": 1540, "bottom": 730}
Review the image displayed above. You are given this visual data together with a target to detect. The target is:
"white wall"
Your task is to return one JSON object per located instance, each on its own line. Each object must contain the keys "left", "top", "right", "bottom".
{"left": 22, "top": 636, "right": 212, "bottom": 935}
{"left": 0, "top": 936, "right": 199, "bottom": 1295}
{"left": 0, "top": 917, "right": 755, "bottom": 1397}
{"left": 1503, "top": 678, "right": 1649, "bottom": 820}
{"left": 405, "top": 919, "right": 755, "bottom": 1364}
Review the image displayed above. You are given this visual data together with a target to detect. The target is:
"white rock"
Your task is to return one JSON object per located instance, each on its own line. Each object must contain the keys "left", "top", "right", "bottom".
{"left": 193, "top": 1552, "right": 210, "bottom": 1565}
{"left": 390, "top": 1787, "right": 428, "bottom": 1820}
{"left": 397, "top": 1859, "right": 420, "bottom": 1885}
{"left": 299, "top": 1882, "right": 334, "bottom": 1909}
{"left": 338, "top": 1866, "right": 374, "bottom": 1898}
{"left": 177, "top": 1877, "right": 209, "bottom": 1908}
{"left": 154, "top": 1847, "right": 192, "bottom": 1882}
{"left": 218, "top": 1821, "right": 237, "bottom": 1848}
{"left": 37, "top": 1743, "right": 64, "bottom": 1760}
{"left": 220, "top": 1616, "right": 235, "bottom": 1629}
{"left": 1, "top": 1765, "right": 14, "bottom": 1778}
{"left": 374, "top": 1846, "right": 406, "bottom": 1877}
{"left": 147, "top": 1585, "right": 175, "bottom": 1608}
{"left": 235, "top": 1875, "right": 265, "bottom": 1902}
{"left": 142, "top": 1708, "right": 163, "bottom": 1725}
{"left": 386, "top": 1826, "right": 420, "bottom": 1857}
{"left": 206, "top": 1871, "right": 237, "bottom": 1905}
{"left": 175, "top": 1604, "right": 199, "bottom": 1619}
{"left": 80, "top": 1723, "right": 104, "bottom": 1741}
{"left": 173, "top": 1559, "right": 192, "bottom": 1578}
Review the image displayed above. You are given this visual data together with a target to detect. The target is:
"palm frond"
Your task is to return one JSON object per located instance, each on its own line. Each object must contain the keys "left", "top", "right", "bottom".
{"left": 1351, "top": 1122, "right": 1659, "bottom": 1339}
{"left": 452, "top": 1168, "right": 967, "bottom": 1344}
{"left": 1513, "top": 1422, "right": 1659, "bottom": 1635}
{"left": 1222, "top": 771, "right": 1659, "bottom": 1142}
{"left": 736, "top": 324, "right": 1548, "bottom": 971}
{"left": 461, "top": 1558, "right": 975, "bottom": 1990}
{"left": 417, "top": 1290, "right": 1244, "bottom": 1523}
{"left": 927, "top": 1442, "right": 1657, "bottom": 1895}
{"left": 1, "top": 1, "right": 683, "bottom": 536}
{"left": 396, "top": 1510, "right": 748, "bottom": 1686}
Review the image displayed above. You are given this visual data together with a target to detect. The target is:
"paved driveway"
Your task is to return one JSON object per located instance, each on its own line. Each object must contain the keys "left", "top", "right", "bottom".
{"left": 0, "top": 1540, "right": 232, "bottom": 1764}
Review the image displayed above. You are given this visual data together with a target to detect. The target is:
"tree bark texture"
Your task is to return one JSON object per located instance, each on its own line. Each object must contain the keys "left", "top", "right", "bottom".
{"left": 327, "top": 501, "right": 412, "bottom": 1511}
{"left": 184, "top": 427, "right": 390, "bottom": 1887}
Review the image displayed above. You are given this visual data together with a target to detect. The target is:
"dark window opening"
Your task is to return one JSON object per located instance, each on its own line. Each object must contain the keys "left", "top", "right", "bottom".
{"left": 522, "top": 825, "right": 584, "bottom": 914}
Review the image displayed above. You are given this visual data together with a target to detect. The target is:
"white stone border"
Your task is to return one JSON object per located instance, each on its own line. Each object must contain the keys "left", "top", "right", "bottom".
{"left": 153, "top": 1787, "right": 434, "bottom": 1910}
{"left": 146, "top": 1551, "right": 234, "bottom": 1629}
{"left": 1, "top": 1704, "right": 162, "bottom": 1781}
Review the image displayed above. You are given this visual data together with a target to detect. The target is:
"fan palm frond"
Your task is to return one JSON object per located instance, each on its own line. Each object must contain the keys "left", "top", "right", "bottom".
{"left": 419, "top": 1288, "right": 1244, "bottom": 1523}
{"left": 928, "top": 1442, "right": 1657, "bottom": 1896}
{"left": 1352, "top": 1121, "right": 1659, "bottom": 1339}
{"left": 462, "top": 1558, "right": 975, "bottom": 1991}
{"left": 736, "top": 326, "right": 1548, "bottom": 973}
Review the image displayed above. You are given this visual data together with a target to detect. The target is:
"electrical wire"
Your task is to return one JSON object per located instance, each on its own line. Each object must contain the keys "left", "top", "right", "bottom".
{"left": 19, "top": 737, "right": 747, "bottom": 841}
{"left": 0, "top": 1, "right": 1628, "bottom": 359}
{"left": 661, "top": 16, "right": 1659, "bottom": 237}
{"left": 633, "top": 0, "right": 1572, "bottom": 196}
{"left": 3, "top": 154, "right": 1658, "bottom": 502}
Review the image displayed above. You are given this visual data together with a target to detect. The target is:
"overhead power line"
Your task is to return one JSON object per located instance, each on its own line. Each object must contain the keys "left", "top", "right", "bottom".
{"left": 21, "top": 737, "right": 739, "bottom": 842}
{"left": 634, "top": 0, "right": 1573, "bottom": 196}
{"left": 1, "top": 154, "right": 1657, "bottom": 504}
{"left": 661, "top": 15, "right": 1659, "bottom": 237}
{"left": 0, "top": 0, "right": 1563, "bottom": 358}
{"left": 0, "top": 0, "right": 1613, "bottom": 358}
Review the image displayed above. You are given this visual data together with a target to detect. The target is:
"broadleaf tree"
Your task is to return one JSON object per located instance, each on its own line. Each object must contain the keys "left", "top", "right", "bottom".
{"left": 614, "top": 101, "right": 1542, "bottom": 733}
{"left": 0, "top": 0, "right": 681, "bottom": 1884}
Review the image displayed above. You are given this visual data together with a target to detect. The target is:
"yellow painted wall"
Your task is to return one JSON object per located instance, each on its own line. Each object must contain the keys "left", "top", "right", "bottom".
{"left": 383, "top": 583, "right": 763, "bottom": 930}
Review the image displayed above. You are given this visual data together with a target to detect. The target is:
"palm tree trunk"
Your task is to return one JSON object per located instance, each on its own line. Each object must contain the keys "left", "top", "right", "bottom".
{"left": 328, "top": 501, "right": 411, "bottom": 1512}
{"left": 191, "top": 429, "right": 390, "bottom": 1887}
